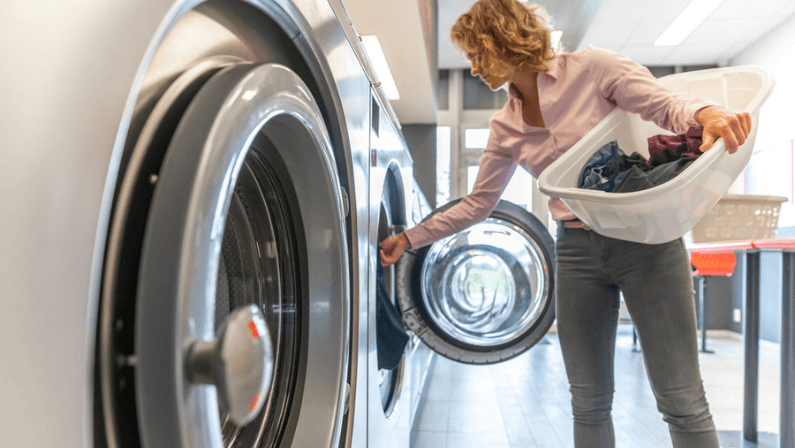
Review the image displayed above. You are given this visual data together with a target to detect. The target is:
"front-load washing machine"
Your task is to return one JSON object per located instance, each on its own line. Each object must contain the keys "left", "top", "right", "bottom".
{"left": 367, "top": 92, "right": 423, "bottom": 448}
{"left": 0, "top": 0, "right": 406, "bottom": 447}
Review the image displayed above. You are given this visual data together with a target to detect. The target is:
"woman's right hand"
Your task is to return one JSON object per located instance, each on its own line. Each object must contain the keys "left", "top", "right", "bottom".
{"left": 696, "top": 105, "right": 752, "bottom": 154}
{"left": 379, "top": 232, "right": 410, "bottom": 266}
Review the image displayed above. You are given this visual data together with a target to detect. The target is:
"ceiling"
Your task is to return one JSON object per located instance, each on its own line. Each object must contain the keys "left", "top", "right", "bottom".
{"left": 342, "top": 0, "right": 795, "bottom": 124}
{"left": 343, "top": 0, "right": 439, "bottom": 124}
{"left": 578, "top": 0, "right": 795, "bottom": 67}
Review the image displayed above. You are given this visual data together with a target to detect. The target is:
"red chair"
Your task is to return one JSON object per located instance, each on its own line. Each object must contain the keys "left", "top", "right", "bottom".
{"left": 690, "top": 252, "right": 737, "bottom": 353}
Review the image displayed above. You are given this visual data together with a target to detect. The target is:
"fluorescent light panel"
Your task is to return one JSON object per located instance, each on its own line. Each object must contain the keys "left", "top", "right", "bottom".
{"left": 361, "top": 35, "right": 400, "bottom": 100}
{"left": 654, "top": 0, "right": 726, "bottom": 47}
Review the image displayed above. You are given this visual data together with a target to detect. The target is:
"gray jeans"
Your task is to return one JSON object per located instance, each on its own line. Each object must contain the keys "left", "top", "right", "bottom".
{"left": 555, "top": 226, "right": 720, "bottom": 448}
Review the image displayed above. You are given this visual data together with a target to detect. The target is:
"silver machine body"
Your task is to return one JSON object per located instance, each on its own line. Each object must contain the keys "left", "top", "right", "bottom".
{"left": 0, "top": 0, "right": 427, "bottom": 446}
{"left": 368, "top": 94, "right": 433, "bottom": 448}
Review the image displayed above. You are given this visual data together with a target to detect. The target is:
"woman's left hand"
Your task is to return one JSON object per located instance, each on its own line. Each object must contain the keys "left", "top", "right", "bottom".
{"left": 696, "top": 105, "right": 752, "bottom": 154}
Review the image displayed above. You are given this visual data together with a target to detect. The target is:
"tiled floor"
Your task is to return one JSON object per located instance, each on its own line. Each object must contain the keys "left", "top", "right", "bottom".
{"left": 412, "top": 325, "right": 782, "bottom": 448}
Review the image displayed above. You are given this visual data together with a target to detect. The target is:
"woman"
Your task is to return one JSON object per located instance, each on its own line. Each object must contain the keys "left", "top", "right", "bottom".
{"left": 380, "top": 0, "right": 751, "bottom": 447}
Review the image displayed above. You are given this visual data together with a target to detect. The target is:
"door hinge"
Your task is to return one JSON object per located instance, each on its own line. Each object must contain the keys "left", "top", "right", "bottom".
{"left": 402, "top": 308, "right": 426, "bottom": 334}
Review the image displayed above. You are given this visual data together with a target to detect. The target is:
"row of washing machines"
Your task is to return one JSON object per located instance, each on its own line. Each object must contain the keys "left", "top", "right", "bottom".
{"left": 0, "top": 0, "right": 557, "bottom": 447}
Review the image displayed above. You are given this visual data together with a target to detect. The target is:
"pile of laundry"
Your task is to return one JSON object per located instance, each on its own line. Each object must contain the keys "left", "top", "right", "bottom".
{"left": 578, "top": 126, "right": 705, "bottom": 193}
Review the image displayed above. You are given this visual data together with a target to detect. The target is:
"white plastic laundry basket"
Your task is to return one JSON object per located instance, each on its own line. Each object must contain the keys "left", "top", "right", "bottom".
{"left": 537, "top": 66, "right": 775, "bottom": 244}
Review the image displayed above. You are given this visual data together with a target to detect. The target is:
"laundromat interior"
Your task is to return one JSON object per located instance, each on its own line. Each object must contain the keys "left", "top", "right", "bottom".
{"left": 2, "top": 0, "right": 795, "bottom": 447}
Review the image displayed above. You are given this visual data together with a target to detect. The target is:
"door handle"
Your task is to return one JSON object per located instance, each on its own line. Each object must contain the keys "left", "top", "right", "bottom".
{"left": 388, "top": 224, "right": 405, "bottom": 234}
{"left": 185, "top": 305, "right": 274, "bottom": 426}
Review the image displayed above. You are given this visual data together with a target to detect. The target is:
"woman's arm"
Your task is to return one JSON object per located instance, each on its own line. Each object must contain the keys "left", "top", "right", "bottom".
{"left": 380, "top": 135, "right": 517, "bottom": 266}
{"left": 589, "top": 46, "right": 713, "bottom": 134}
{"left": 590, "top": 46, "right": 751, "bottom": 153}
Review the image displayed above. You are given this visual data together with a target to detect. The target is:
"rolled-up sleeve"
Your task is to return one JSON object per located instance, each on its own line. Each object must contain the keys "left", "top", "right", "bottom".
{"left": 404, "top": 130, "right": 517, "bottom": 249}
{"left": 590, "top": 47, "right": 715, "bottom": 134}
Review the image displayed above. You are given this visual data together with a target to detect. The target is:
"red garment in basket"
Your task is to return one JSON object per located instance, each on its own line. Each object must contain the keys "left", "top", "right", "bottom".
{"left": 647, "top": 126, "right": 704, "bottom": 168}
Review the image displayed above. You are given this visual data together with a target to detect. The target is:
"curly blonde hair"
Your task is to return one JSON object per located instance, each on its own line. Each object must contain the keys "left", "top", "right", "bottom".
{"left": 451, "top": 0, "right": 557, "bottom": 79}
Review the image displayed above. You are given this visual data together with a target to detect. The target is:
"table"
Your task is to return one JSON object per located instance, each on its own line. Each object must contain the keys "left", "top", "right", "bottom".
{"left": 688, "top": 238, "right": 795, "bottom": 447}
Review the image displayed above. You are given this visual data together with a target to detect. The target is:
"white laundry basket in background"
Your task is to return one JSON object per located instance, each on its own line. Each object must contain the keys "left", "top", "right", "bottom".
{"left": 537, "top": 66, "right": 774, "bottom": 244}
{"left": 689, "top": 194, "right": 787, "bottom": 243}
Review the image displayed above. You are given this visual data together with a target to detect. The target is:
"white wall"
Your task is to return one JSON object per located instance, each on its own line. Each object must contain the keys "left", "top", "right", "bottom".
{"left": 731, "top": 13, "right": 795, "bottom": 230}
{"left": 732, "top": 13, "right": 795, "bottom": 154}
{"left": 343, "top": 0, "right": 437, "bottom": 123}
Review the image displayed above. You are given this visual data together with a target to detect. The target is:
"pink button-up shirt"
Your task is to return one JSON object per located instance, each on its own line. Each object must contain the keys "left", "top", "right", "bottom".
{"left": 405, "top": 45, "right": 714, "bottom": 249}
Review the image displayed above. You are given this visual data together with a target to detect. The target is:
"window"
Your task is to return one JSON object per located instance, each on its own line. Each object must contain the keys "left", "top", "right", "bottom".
{"left": 464, "top": 128, "right": 490, "bottom": 149}
{"left": 437, "top": 70, "right": 449, "bottom": 111}
{"left": 436, "top": 126, "right": 451, "bottom": 206}
{"left": 465, "top": 127, "right": 532, "bottom": 210}
{"left": 467, "top": 165, "right": 533, "bottom": 211}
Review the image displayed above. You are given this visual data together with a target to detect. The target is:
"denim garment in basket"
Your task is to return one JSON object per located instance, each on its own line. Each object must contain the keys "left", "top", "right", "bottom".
{"left": 577, "top": 140, "right": 647, "bottom": 192}
{"left": 614, "top": 158, "right": 697, "bottom": 192}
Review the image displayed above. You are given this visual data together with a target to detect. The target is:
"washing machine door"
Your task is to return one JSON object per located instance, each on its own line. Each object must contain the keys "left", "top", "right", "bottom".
{"left": 100, "top": 62, "right": 350, "bottom": 448}
{"left": 396, "top": 199, "right": 555, "bottom": 364}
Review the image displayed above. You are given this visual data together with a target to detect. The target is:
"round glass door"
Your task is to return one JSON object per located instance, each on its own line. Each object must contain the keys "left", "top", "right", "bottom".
{"left": 397, "top": 199, "right": 555, "bottom": 364}
{"left": 100, "top": 62, "right": 350, "bottom": 448}
{"left": 213, "top": 151, "right": 300, "bottom": 447}
{"left": 422, "top": 219, "right": 549, "bottom": 348}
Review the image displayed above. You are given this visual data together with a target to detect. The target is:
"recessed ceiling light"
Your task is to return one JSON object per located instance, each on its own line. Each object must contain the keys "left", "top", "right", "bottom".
{"left": 654, "top": 0, "right": 726, "bottom": 46}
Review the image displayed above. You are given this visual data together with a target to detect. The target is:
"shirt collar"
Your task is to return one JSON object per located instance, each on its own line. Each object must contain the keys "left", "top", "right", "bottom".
{"left": 542, "top": 55, "right": 561, "bottom": 81}
{"left": 506, "top": 55, "right": 561, "bottom": 100}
